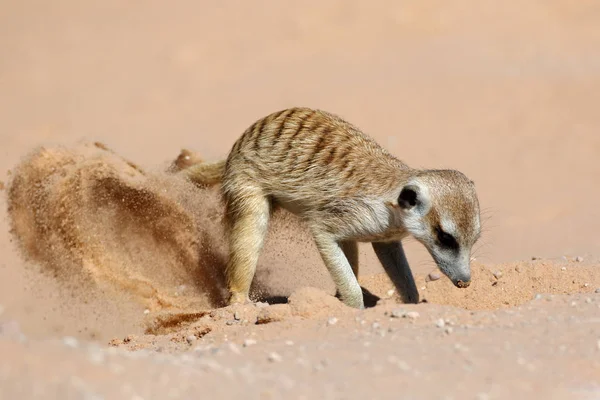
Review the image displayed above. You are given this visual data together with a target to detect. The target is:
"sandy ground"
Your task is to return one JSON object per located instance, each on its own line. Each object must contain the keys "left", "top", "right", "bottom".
{"left": 1, "top": 1, "right": 600, "bottom": 399}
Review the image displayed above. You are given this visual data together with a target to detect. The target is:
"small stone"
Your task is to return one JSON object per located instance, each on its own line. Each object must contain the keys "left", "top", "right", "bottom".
{"left": 391, "top": 309, "right": 405, "bottom": 318}
{"left": 242, "top": 338, "right": 257, "bottom": 347}
{"left": 445, "top": 327, "right": 453, "bottom": 335}
{"left": 493, "top": 271, "right": 503, "bottom": 279}
{"left": 595, "top": 288, "right": 600, "bottom": 294}
{"left": 186, "top": 335, "right": 197, "bottom": 345}
{"left": 575, "top": 256, "right": 584, "bottom": 263}
{"left": 63, "top": 336, "right": 79, "bottom": 348}
{"left": 327, "top": 317, "right": 338, "bottom": 326}
{"left": 515, "top": 265, "right": 522, "bottom": 273}
{"left": 404, "top": 311, "right": 420, "bottom": 320}
{"left": 143, "top": 309, "right": 150, "bottom": 315}
{"left": 435, "top": 318, "right": 446, "bottom": 328}
{"left": 227, "top": 343, "right": 241, "bottom": 354}
{"left": 534, "top": 294, "right": 543, "bottom": 300}
{"left": 570, "top": 301, "right": 577, "bottom": 307}
{"left": 531, "top": 256, "right": 538, "bottom": 260}
{"left": 561, "top": 267, "right": 567, "bottom": 271}
{"left": 427, "top": 272, "right": 441, "bottom": 281}
{"left": 87, "top": 345, "right": 105, "bottom": 365}
{"left": 267, "top": 352, "right": 282, "bottom": 363}
{"left": 372, "top": 322, "right": 380, "bottom": 330}
{"left": 234, "top": 311, "right": 241, "bottom": 321}
{"left": 225, "top": 321, "right": 234, "bottom": 325}
{"left": 585, "top": 298, "right": 592, "bottom": 304}
{"left": 254, "top": 302, "right": 269, "bottom": 308}
{"left": 386, "top": 289, "right": 395, "bottom": 297}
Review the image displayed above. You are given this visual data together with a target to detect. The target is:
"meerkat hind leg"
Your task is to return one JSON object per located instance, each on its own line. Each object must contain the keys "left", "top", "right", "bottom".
{"left": 225, "top": 194, "right": 271, "bottom": 305}
{"left": 335, "top": 240, "right": 359, "bottom": 300}
{"left": 312, "top": 234, "right": 364, "bottom": 309}
{"left": 340, "top": 240, "right": 359, "bottom": 277}
{"left": 372, "top": 241, "right": 419, "bottom": 304}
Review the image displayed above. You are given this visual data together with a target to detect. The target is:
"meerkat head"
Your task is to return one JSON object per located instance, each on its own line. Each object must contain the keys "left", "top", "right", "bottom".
{"left": 396, "top": 170, "right": 481, "bottom": 288}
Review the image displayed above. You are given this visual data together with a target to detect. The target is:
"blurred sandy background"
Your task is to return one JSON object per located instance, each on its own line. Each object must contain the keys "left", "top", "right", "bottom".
{"left": 1, "top": 0, "right": 599, "bottom": 340}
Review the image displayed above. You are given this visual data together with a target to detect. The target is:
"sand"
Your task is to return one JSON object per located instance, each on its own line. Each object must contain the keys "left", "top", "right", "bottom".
{"left": 1, "top": 1, "right": 599, "bottom": 399}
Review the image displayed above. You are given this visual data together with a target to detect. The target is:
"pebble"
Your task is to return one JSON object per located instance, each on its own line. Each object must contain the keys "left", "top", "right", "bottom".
{"left": 561, "top": 267, "right": 567, "bottom": 271}
{"left": 427, "top": 272, "right": 441, "bottom": 281}
{"left": 143, "top": 309, "right": 150, "bottom": 315}
{"left": 575, "top": 256, "right": 584, "bottom": 262}
{"left": 327, "top": 317, "right": 338, "bottom": 326}
{"left": 445, "top": 327, "right": 454, "bottom": 335}
{"left": 585, "top": 298, "right": 592, "bottom": 304}
{"left": 254, "top": 302, "right": 269, "bottom": 308}
{"left": 386, "top": 289, "right": 395, "bottom": 297}
{"left": 234, "top": 311, "right": 242, "bottom": 321}
{"left": 515, "top": 265, "right": 522, "bottom": 273}
{"left": 186, "top": 335, "right": 197, "bottom": 345}
{"left": 435, "top": 319, "right": 446, "bottom": 328}
{"left": 595, "top": 288, "right": 600, "bottom": 294}
{"left": 243, "top": 338, "right": 257, "bottom": 347}
{"left": 387, "top": 355, "right": 410, "bottom": 372}
{"left": 493, "top": 271, "right": 503, "bottom": 279}
{"left": 63, "top": 336, "right": 79, "bottom": 348}
{"left": 87, "top": 345, "right": 106, "bottom": 365}
{"left": 267, "top": 352, "right": 282, "bottom": 363}
{"left": 227, "top": 343, "right": 241, "bottom": 354}
{"left": 0, "top": 320, "right": 22, "bottom": 338}
{"left": 390, "top": 309, "right": 405, "bottom": 318}
{"left": 405, "top": 311, "right": 420, "bottom": 320}
{"left": 372, "top": 322, "right": 380, "bottom": 330}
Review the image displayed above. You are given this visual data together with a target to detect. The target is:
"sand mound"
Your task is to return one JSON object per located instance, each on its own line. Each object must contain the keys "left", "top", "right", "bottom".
{"left": 6, "top": 142, "right": 229, "bottom": 312}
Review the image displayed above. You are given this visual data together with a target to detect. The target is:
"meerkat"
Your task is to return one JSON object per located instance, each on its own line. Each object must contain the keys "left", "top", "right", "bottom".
{"left": 171, "top": 107, "right": 481, "bottom": 309}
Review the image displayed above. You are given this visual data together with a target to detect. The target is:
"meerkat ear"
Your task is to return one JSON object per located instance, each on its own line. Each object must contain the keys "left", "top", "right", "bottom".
{"left": 398, "top": 185, "right": 420, "bottom": 209}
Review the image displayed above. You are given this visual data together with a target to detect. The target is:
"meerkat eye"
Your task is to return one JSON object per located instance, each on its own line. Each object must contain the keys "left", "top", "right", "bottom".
{"left": 436, "top": 227, "right": 459, "bottom": 249}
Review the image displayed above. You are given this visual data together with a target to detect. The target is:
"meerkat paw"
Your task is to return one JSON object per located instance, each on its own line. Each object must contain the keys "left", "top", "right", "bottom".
{"left": 167, "top": 149, "right": 204, "bottom": 173}
{"left": 228, "top": 291, "right": 251, "bottom": 306}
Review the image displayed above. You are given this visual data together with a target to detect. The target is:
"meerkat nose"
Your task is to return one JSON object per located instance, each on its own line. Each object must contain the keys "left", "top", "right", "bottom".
{"left": 455, "top": 280, "right": 471, "bottom": 288}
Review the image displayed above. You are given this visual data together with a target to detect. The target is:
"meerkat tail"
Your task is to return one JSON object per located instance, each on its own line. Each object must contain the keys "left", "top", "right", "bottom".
{"left": 182, "top": 160, "right": 226, "bottom": 186}
{"left": 168, "top": 149, "right": 225, "bottom": 186}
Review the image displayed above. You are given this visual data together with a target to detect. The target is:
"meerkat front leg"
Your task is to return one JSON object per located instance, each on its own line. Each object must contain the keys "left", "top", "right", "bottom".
{"left": 224, "top": 192, "right": 271, "bottom": 305}
{"left": 372, "top": 241, "right": 419, "bottom": 304}
{"left": 312, "top": 233, "right": 364, "bottom": 309}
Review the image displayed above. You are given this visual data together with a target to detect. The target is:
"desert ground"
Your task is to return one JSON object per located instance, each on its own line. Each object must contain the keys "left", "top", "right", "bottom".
{"left": 1, "top": 1, "right": 599, "bottom": 399}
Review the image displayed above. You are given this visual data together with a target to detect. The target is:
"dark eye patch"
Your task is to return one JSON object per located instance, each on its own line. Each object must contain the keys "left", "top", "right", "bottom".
{"left": 436, "top": 227, "right": 459, "bottom": 250}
